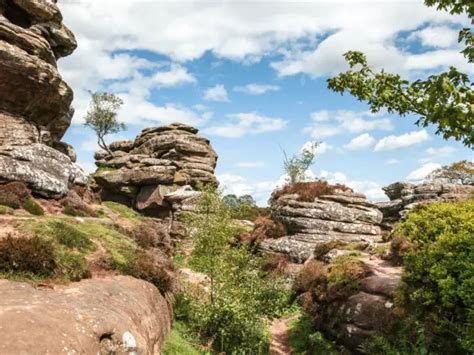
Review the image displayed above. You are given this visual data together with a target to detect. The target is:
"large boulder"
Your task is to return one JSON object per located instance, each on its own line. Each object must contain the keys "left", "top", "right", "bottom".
{"left": 0, "top": 276, "right": 172, "bottom": 354}
{"left": 0, "top": 0, "right": 76, "bottom": 147}
{"left": 94, "top": 123, "right": 218, "bottom": 216}
{"left": 0, "top": 143, "right": 86, "bottom": 198}
{"left": 260, "top": 186, "right": 383, "bottom": 263}
{"left": 377, "top": 181, "right": 474, "bottom": 229}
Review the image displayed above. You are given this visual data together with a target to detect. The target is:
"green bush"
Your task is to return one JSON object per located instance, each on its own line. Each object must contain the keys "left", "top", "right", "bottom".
{"left": 289, "top": 315, "right": 338, "bottom": 355}
{"left": 22, "top": 197, "right": 44, "bottom": 216}
{"left": 393, "top": 200, "right": 474, "bottom": 353}
{"left": 0, "top": 204, "right": 14, "bottom": 215}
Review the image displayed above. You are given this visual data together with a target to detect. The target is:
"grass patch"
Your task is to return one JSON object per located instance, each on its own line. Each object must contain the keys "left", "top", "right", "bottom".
{"left": 22, "top": 197, "right": 44, "bottom": 216}
{"left": 163, "top": 321, "right": 209, "bottom": 355}
{"left": 103, "top": 201, "right": 141, "bottom": 219}
{"left": 0, "top": 204, "right": 14, "bottom": 214}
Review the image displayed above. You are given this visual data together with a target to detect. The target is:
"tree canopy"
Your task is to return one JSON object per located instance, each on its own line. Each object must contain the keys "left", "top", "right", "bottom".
{"left": 328, "top": 0, "right": 473, "bottom": 147}
{"left": 283, "top": 141, "right": 320, "bottom": 184}
{"left": 428, "top": 160, "right": 474, "bottom": 184}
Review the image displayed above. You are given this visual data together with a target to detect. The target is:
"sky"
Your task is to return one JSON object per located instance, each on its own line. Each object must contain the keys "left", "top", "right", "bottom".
{"left": 58, "top": 0, "right": 473, "bottom": 206}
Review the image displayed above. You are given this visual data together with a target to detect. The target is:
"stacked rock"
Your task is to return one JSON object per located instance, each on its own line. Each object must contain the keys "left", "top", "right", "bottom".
{"left": 93, "top": 123, "right": 218, "bottom": 217}
{"left": 0, "top": 0, "right": 86, "bottom": 197}
{"left": 377, "top": 182, "right": 474, "bottom": 230}
{"left": 260, "top": 188, "right": 383, "bottom": 263}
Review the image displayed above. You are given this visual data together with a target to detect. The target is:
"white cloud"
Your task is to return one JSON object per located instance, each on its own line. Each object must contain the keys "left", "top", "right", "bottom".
{"left": 203, "top": 84, "right": 229, "bottom": 102}
{"left": 304, "top": 110, "right": 393, "bottom": 138}
{"left": 374, "top": 130, "right": 429, "bottom": 151}
{"left": 301, "top": 141, "right": 333, "bottom": 155}
{"left": 343, "top": 133, "right": 375, "bottom": 151}
{"left": 319, "top": 170, "right": 386, "bottom": 201}
{"left": 235, "top": 161, "right": 265, "bottom": 168}
{"left": 234, "top": 83, "right": 280, "bottom": 95}
{"left": 409, "top": 26, "right": 459, "bottom": 49}
{"left": 385, "top": 159, "right": 400, "bottom": 165}
{"left": 203, "top": 112, "right": 287, "bottom": 138}
{"left": 406, "top": 162, "right": 441, "bottom": 181}
{"left": 425, "top": 146, "right": 457, "bottom": 157}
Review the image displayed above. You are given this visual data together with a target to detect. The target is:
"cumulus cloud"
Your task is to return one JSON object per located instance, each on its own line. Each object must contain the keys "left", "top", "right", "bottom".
{"left": 374, "top": 130, "right": 430, "bottom": 151}
{"left": 234, "top": 83, "right": 280, "bottom": 95}
{"left": 425, "top": 146, "right": 457, "bottom": 157}
{"left": 343, "top": 133, "right": 375, "bottom": 151}
{"left": 304, "top": 110, "right": 393, "bottom": 138}
{"left": 203, "top": 112, "right": 287, "bottom": 138}
{"left": 406, "top": 162, "right": 441, "bottom": 181}
{"left": 385, "top": 159, "right": 400, "bottom": 165}
{"left": 203, "top": 84, "right": 229, "bottom": 102}
{"left": 301, "top": 141, "right": 333, "bottom": 155}
{"left": 409, "top": 25, "right": 459, "bottom": 49}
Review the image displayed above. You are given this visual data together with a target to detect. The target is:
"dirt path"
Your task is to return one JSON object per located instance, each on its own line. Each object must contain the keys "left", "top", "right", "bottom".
{"left": 269, "top": 315, "right": 296, "bottom": 355}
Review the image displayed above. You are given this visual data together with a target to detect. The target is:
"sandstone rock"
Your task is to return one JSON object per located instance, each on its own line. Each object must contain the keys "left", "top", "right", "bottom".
{"left": 0, "top": 144, "right": 86, "bottom": 197}
{"left": 378, "top": 181, "right": 474, "bottom": 229}
{"left": 93, "top": 123, "right": 217, "bottom": 216}
{"left": 0, "top": 0, "right": 76, "bottom": 146}
{"left": 260, "top": 188, "right": 383, "bottom": 263}
{"left": 52, "top": 141, "right": 77, "bottom": 162}
{"left": 0, "top": 276, "right": 172, "bottom": 354}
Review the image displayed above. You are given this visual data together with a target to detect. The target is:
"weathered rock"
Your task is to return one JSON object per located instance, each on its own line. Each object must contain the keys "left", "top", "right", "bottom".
{"left": 0, "top": 0, "right": 76, "bottom": 146}
{"left": 52, "top": 141, "right": 77, "bottom": 162}
{"left": 0, "top": 144, "right": 86, "bottom": 197}
{"left": 94, "top": 123, "right": 217, "bottom": 216}
{"left": 260, "top": 187, "right": 383, "bottom": 263}
{"left": 378, "top": 181, "right": 474, "bottom": 229}
{"left": 0, "top": 276, "right": 172, "bottom": 354}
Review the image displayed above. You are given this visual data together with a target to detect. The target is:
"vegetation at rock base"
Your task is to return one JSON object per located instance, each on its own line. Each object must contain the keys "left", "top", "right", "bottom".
{"left": 271, "top": 180, "right": 352, "bottom": 203}
{"left": 163, "top": 321, "right": 210, "bottom": 355}
{"left": 282, "top": 141, "right": 320, "bottom": 184}
{"left": 328, "top": 1, "right": 474, "bottom": 147}
{"left": 288, "top": 314, "right": 339, "bottom": 355}
{"left": 237, "top": 216, "right": 286, "bottom": 248}
{"left": 358, "top": 200, "right": 474, "bottom": 354}
{"left": 84, "top": 91, "right": 126, "bottom": 154}
{"left": 222, "top": 193, "right": 265, "bottom": 220}
{"left": 427, "top": 160, "right": 474, "bottom": 185}
{"left": 177, "top": 185, "right": 293, "bottom": 353}
{"left": 0, "top": 182, "right": 44, "bottom": 215}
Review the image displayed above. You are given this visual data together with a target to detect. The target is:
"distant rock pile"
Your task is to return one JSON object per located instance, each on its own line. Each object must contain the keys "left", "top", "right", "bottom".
{"left": 377, "top": 182, "right": 474, "bottom": 230}
{"left": 0, "top": 0, "right": 85, "bottom": 197}
{"left": 260, "top": 185, "right": 383, "bottom": 263}
{"left": 94, "top": 123, "right": 218, "bottom": 216}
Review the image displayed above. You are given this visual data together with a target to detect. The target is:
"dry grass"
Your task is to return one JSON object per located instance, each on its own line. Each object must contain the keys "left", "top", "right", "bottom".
{"left": 0, "top": 182, "right": 31, "bottom": 209}
{"left": 294, "top": 260, "right": 327, "bottom": 293}
{"left": 237, "top": 216, "right": 286, "bottom": 246}
{"left": 271, "top": 181, "right": 352, "bottom": 203}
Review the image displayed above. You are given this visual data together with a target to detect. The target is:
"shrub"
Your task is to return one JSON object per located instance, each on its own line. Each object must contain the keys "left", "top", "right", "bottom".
{"left": 0, "top": 235, "right": 56, "bottom": 277}
{"left": 0, "top": 182, "right": 31, "bottom": 209}
{"left": 61, "top": 189, "right": 97, "bottom": 217}
{"left": 124, "top": 250, "right": 174, "bottom": 294}
{"left": 313, "top": 241, "right": 347, "bottom": 260}
{"left": 393, "top": 200, "right": 474, "bottom": 353}
{"left": 271, "top": 181, "right": 352, "bottom": 203}
{"left": 22, "top": 197, "right": 44, "bottom": 216}
{"left": 238, "top": 216, "right": 286, "bottom": 247}
{"left": 390, "top": 234, "right": 411, "bottom": 265}
{"left": 131, "top": 219, "right": 171, "bottom": 254}
{"left": 294, "top": 260, "right": 327, "bottom": 293}
{"left": 262, "top": 254, "right": 289, "bottom": 275}
{"left": 289, "top": 315, "right": 338, "bottom": 355}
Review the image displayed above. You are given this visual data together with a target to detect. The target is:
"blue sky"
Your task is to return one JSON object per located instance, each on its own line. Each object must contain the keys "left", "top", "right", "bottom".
{"left": 59, "top": 0, "right": 472, "bottom": 205}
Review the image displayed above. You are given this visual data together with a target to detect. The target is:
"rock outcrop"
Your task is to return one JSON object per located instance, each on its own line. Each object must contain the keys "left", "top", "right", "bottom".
{"left": 94, "top": 123, "right": 218, "bottom": 216}
{"left": 0, "top": 0, "right": 76, "bottom": 146}
{"left": 0, "top": 0, "right": 85, "bottom": 197}
{"left": 377, "top": 182, "right": 474, "bottom": 230}
{"left": 0, "top": 276, "right": 172, "bottom": 354}
{"left": 260, "top": 187, "right": 383, "bottom": 263}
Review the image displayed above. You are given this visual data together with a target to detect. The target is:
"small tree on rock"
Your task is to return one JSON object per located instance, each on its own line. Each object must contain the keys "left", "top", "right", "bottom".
{"left": 283, "top": 141, "right": 320, "bottom": 184}
{"left": 84, "top": 92, "right": 126, "bottom": 154}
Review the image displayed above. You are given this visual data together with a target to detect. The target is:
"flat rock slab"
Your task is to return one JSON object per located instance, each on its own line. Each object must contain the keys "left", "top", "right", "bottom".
{"left": 0, "top": 276, "right": 172, "bottom": 354}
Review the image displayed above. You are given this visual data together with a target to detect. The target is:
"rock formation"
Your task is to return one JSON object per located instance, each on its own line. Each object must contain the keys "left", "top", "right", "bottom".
{"left": 0, "top": 0, "right": 85, "bottom": 196}
{"left": 260, "top": 187, "right": 383, "bottom": 263}
{"left": 0, "top": 276, "right": 172, "bottom": 354}
{"left": 377, "top": 182, "right": 474, "bottom": 230}
{"left": 94, "top": 123, "right": 218, "bottom": 216}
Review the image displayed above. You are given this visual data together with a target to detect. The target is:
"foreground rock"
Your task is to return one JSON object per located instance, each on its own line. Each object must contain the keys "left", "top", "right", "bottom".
{"left": 94, "top": 123, "right": 218, "bottom": 216}
{"left": 260, "top": 186, "right": 383, "bottom": 263}
{"left": 0, "top": 0, "right": 76, "bottom": 146}
{"left": 377, "top": 182, "right": 474, "bottom": 230}
{"left": 0, "top": 276, "right": 172, "bottom": 354}
{"left": 0, "top": 144, "right": 86, "bottom": 197}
